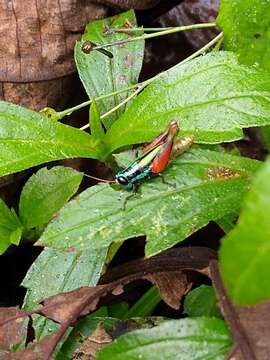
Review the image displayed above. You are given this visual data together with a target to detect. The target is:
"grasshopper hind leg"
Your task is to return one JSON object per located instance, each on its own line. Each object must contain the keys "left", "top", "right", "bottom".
{"left": 158, "top": 173, "right": 177, "bottom": 188}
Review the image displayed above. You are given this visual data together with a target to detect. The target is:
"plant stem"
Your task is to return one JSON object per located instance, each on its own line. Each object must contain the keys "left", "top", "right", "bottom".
{"left": 137, "top": 32, "right": 223, "bottom": 88}
{"left": 56, "top": 84, "right": 141, "bottom": 120}
{"left": 113, "top": 27, "right": 179, "bottom": 32}
{"left": 56, "top": 100, "right": 92, "bottom": 120}
{"left": 93, "top": 22, "right": 217, "bottom": 51}
{"left": 58, "top": 31, "right": 222, "bottom": 125}
{"left": 80, "top": 85, "right": 143, "bottom": 130}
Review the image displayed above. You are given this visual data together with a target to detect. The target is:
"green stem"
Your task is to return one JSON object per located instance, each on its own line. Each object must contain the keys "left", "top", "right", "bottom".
{"left": 56, "top": 84, "right": 141, "bottom": 120}
{"left": 57, "top": 31, "right": 222, "bottom": 124}
{"left": 80, "top": 85, "right": 143, "bottom": 130}
{"left": 142, "top": 31, "right": 223, "bottom": 86}
{"left": 56, "top": 100, "right": 92, "bottom": 120}
{"left": 93, "top": 22, "right": 217, "bottom": 51}
{"left": 113, "top": 27, "right": 180, "bottom": 32}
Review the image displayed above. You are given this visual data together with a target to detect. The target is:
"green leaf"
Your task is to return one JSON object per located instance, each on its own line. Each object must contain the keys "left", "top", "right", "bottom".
{"left": 22, "top": 247, "right": 107, "bottom": 308}
{"left": 19, "top": 166, "right": 83, "bottom": 230}
{"left": 260, "top": 126, "right": 270, "bottom": 152}
{"left": 216, "top": 212, "right": 237, "bottom": 234}
{"left": 22, "top": 247, "right": 107, "bottom": 338}
{"left": 90, "top": 100, "right": 105, "bottom": 141}
{"left": 0, "top": 199, "right": 23, "bottom": 254}
{"left": 217, "top": 0, "right": 270, "bottom": 71}
{"left": 75, "top": 10, "right": 144, "bottom": 129}
{"left": 220, "top": 159, "right": 270, "bottom": 304}
{"left": 108, "top": 303, "right": 130, "bottom": 319}
{"left": 37, "top": 149, "right": 260, "bottom": 256}
{"left": 96, "top": 317, "right": 232, "bottom": 360}
{"left": 104, "top": 51, "right": 270, "bottom": 154}
{"left": 184, "top": 285, "right": 222, "bottom": 318}
{"left": 0, "top": 101, "right": 99, "bottom": 177}
{"left": 122, "top": 286, "right": 161, "bottom": 319}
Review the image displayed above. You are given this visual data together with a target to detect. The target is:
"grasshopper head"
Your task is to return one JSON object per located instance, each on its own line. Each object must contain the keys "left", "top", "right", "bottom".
{"left": 116, "top": 174, "right": 134, "bottom": 190}
{"left": 116, "top": 174, "right": 130, "bottom": 185}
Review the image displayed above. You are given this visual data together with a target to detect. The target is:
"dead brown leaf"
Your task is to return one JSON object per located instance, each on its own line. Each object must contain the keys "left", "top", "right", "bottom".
{"left": 234, "top": 301, "right": 270, "bottom": 360}
{"left": 0, "top": 247, "right": 216, "bottom": 360}
{"left": 0, "top": 307, "right": 27, "bottom": 351}
{"left": 72, "top": 323, "right": 111, "bottom": 360}
{"left": 0, "top": 1, "right": 107, "bottom": 83}
{"left": 210, "top": 260, "right": 270, "bottom": 360}
{"left": 39, "top": 287, "right": 104, "bottom": 325}
{"left": 145, "top": 271, "right": 192, "bottom": 310}
{"left": 0, "top": 0, "right": 159, "bottom": 110}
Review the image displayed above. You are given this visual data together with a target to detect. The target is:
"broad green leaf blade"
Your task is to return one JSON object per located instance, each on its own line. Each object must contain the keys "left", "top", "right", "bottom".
{"left": 220, "top": 160, "right": 270, "bottom": 305}
{"left": 216, "top": 212, "right": 237, "bottom": 234}
{"left": 37, "top": 149, "right": 260, "bottom": 256}
{"left": 104, "top": 51, "right": 270, "bottom": 153}
{"left": 22, "top": 246, "right": 107, "bottom": 339}
{"left": 184, "top": 285, "right": 222, "bottom": 318}
{"left": 75, "top": 10, "right": 144, "bottom": 129}
{"left": 19, "top": 166, "right": 83, "bottom": 230}
{"left": 217, "top": 0, "right": 270, "bottom": 71}
{"left": 108, "top": 303, "right": 129, "bottom": 319}
{"left": 0, "top": 101, "right": 99, "bottom": 177}
{"left": 22, "top": 247, "right": 106, "bottom": 308}
{"left": 90, "top": 100, "right": 105, "bottom": 141}
{"left": 96, "top": 318, "right": 232, "bottom": 360}
{"left": 0, "top": 200, "right": 23, "bottom": 254}
{"left": 260, "top": 126, "right": 270, "bottom": 152}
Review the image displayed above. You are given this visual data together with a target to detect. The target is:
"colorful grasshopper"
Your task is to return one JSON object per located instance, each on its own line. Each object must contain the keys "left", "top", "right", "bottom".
{"left": 115, "top": 120, "right": 193, "bottom": 190}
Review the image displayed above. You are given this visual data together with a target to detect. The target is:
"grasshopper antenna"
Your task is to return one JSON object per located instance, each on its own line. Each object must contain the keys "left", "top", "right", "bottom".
{"left": 83, "top": 173, "right": 115, "bottom": 184}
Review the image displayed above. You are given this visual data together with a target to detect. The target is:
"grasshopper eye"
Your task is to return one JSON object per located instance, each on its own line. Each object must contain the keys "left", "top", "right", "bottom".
{"left": 116, "top": 176, "right": 128, "bottom": 186}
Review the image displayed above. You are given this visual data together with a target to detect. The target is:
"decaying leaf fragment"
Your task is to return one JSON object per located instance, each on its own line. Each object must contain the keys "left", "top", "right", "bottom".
{"left": 0, "top": 307, "right": 27, "bottom": 351}
{"left": 0, "top": 247, "right": 215, "bottom": 359}
{"left": 72, "top": 323, "right": 112, "bottom": 360}
{"left": 211, "top": 260, "right": 270, "bottom": 360}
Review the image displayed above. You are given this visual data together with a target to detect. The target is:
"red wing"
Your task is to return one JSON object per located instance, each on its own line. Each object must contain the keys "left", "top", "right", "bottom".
{"left": 143, "top": 120, "right": 179, "bottom": 154}
{"left": 143, "top": 131, "right": 169, "bottom": 154}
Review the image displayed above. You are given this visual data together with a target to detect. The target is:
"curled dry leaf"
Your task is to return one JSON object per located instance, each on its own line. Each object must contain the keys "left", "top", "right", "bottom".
{"left": 234, "top": 302, "right": 270, "bottom": 360}
{"left": 39, "top": 287, "right": 106, "bottom": 325}
{"left": 145, "top": 271, "right": 192, "bottom": 310}
{"left": 5, "top": 332, "right": 60, "bottom": 360}
{"left": 40, "top": 247, "right": 215, "bottom": 324}
{"left": 0, "top": 1, "right": 108, "bottom": 83}
{"left": 72, "top": 323, "right": 112, "bottom": 360}
{"left": 0, "top": 0, "right": 159, "bottom": 110}
{"left": 210, "top": 260, "right": 270, "bottom": 360}
{"left": 0, "top": 1, "right": 108, "bottom": 110}
{"left": 0, "top": 247, "right": 216, "bottom": 360}
{"left": 0, "top": 307, "right": 27, "bottom": 351}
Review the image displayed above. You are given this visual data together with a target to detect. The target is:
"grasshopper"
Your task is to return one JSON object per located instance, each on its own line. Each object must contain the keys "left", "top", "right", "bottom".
{"left": 115, "top": 120, "right": 193, "bottom": 190}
